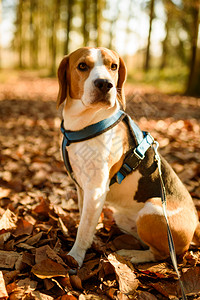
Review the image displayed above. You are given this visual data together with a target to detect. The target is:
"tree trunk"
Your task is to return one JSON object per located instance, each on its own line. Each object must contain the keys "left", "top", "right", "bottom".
{"left": 30, "top": 0, "right": 39, "bottom": 68}
{"left": 50, "top": 0, "right": 60, "bottom": 75}
{"left": 160, "top": 9, "right": 169, "bottom": 69}
{"left": 64, "top": 0, "right": 73, "bottom": 55}
{"left": 82, "top": 0, "right": 89, "bottom": 46}
{"left": 16, "top": 0, "right": 23, "bottom": 68}
{"left": 144, "top": 0, "right": 155, "bottom": 71}
{"left": 186, "top": 0, "right": 200, "bottom": 95}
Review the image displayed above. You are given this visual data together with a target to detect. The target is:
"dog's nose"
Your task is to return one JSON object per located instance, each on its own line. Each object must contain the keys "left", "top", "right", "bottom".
{"left": 94, "top": 79, "right": 113, "bottom": 94}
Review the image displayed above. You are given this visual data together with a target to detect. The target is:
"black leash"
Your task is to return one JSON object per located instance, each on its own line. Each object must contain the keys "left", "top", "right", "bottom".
{"left": 153, "top": 141, "right": 187, "bottom": 300}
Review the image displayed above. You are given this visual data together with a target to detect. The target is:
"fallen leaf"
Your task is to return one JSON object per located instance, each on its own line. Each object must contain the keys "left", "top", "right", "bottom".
{"left": 17, "top": 278, "right": 38, "bottom": 292}
{"left": 44, "top": 278, "right": 55, "bottom": 290}
{"left": 31, "top": 258, "right": 68, "bottom": 279}
{"left": 112, "top": 234, "right": 142, "bottom": 251}
{"left": 101, "top": 208, "right": 115, "bottom": 231}
{"left": 33, "top": 198, "right": 51, "bottom": 217}
{"left": 0, "top": 209, "right": 17, "bottom": 231}
{"left": 135, "top": 291, "right": 158, "bottom": 299}
{"left": 136, "top": 262, "right": 176, "bottom": 279}
{"left": 29, "top": 291, "right": 55, "bottom": 299}
{"left": 69, "top": 275, "right": 83, "bottom": 291}
{"left": 59, "top": 295, "right": 77, "bottom": 300}
{"left": 178, "top": 266, "right": 200, "bottom": 296}
{"left": 0, "top": 250, "right": 20, "bottom": 269}
{"left": 107, "top": 253, "right": 139, "bottom": 295}
{"left": 150, "top": 281, "right": 178, "bottom": 298}
{"left": 3, "top": 270, "right": 20, "bottom": 285}
{"left": 0, "top": 271, "right": 8, "bottom": 299}
{"left": 13, "top": 218, "right": 33, "bottom": 237}
{"left": 25, "top": 231, "right": 43, "bottom": 245}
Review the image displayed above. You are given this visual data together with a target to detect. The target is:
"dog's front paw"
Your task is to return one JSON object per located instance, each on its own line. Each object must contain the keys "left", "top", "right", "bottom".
{"left": 67, "top": 247, "right": 86, "bottom": 268}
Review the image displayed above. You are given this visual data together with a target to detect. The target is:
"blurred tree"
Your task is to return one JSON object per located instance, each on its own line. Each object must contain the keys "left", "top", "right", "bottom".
{"left": 30, "top": 0, "right": 39, "bottom": 68}
{"left": 50, "top": 0, "right": 61, "bottom": 74}
{"left": 15, "top": 0, "right": 23, "bottom": 68}
{"left": 82, "top": 0, "right": 90, "bottom": 46}
{"left": 94, "top": 0, "right": 105, "bottom": 47}
{"left": 64, "top": 0, "right": 74, "bottom": 55}
{"left": 160, "top": 0, "right": 170, "bottom": 69}
{"left": 144, "top": 0, "right": 155, "bottom": 71}
{"left": 186, "top": 0, "right": 200, "bottom": 95}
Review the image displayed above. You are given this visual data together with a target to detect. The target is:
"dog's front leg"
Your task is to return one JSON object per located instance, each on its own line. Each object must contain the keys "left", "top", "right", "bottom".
{"left": 76, "top": 185, "right": 84, "bottom": 215}
{"left": 67, "top": 184, "right": 109, "bottom": 267}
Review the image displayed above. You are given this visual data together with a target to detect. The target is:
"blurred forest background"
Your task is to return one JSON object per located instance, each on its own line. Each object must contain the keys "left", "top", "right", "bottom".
{"left": 0, "top": 1, "right": 200, "bottom": 298}
{"left": 0, "top": 0, "right": 200, "bottom": 95}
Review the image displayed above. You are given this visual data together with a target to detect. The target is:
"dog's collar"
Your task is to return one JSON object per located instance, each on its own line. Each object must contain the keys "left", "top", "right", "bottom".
{"left": 60, "top": 110, "right": 126, "bottom": 146}
{"left": 60, "top": 110, "right": 154, "bottom": 185}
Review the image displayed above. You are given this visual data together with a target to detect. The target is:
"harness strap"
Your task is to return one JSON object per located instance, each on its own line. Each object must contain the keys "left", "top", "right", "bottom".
{"left": 153, "top": 142, "right": 187, "bottom": 300}
{"left": 60, "top": 110, "right": 126, "bottom": 146}
{"left": 110, "top": 131, "right": 154, "bottom": 185}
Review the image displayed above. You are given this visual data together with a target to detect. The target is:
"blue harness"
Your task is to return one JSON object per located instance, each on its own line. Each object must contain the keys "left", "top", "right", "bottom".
{"left": 60, "top": 110, "right": 154, "bottom": 186}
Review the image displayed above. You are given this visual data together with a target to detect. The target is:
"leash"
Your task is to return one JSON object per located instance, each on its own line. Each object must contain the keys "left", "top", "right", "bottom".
{"left": 153, "top": 141, "right": 187, "bottom": 300}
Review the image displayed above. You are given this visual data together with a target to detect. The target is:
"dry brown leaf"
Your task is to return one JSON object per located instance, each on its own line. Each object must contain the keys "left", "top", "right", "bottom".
{"left": 31, "top": 258, "right": 68, "bottom": 279}
{"left": 35, "top": 244, "right": 67, "bottom": 267}
{"left": 135, "top": 291, "right": 158, "bottom": 300}
{"left": 16, "top": 243, "right": 34, "bottom": 250}
{"left": 3, "top": 270, "right": 20, "bottom": 285}
{"left": 78, "top": 258, "right": 101, "bottom": 281}
{"left": 13, "top": 218, "right": 33, "bottom": 237}
{"left": 28, "top": 291, "right": 55, "bottom": 299}
{"left": 112, "top": 234, "right": 142, "bottom": 251}
{"left": 107, "top": 253, "right": 138, "bottom": 295}
{"left": 0, "top": 209, "right": 17, "bottom": 231}
{"left": 44, "top": 278, "right": 55, "bottom": 290}
{"left": 17, "top": 278, "right": 38, "bottom": 292}
{"left": 65, "top": 255, "right": 79, "bottom": 269}
{"left": 0, "top": 250, "right": 20, "bottom": 269}
{"left": 59, "top": 295, "right": 77, "bottom": 300}
{"left": 0, "top": 232, "right": 11, "bottom": 245}
{"left": 55, "top": 276, "right": 73, "bottom": 292}
{"left": 101, "top": 208, "right": 115, "bottom": 231}
{"left": 150, "top": 281, "right": 178, "bottom": 298}
{"left": 0, "top": 271, "right": 8, "bottom": 299}
{"left": 35, "top": 245, "right": 50, "bottom": 264}
{"left": 136, "top": 262, "right": 176, "bottom": 279}
{"left": 33, "top": 198, "right": 51, "bottom": 217}
{"left": 25, "top": 231, "right": 43, "bottom": 245}
{"left": 6, "top": 282, "right": 19, "bottom": 295}
{"left": 0, "top": 188, "right": 10, "bottom": 199}
{"left": 179, "top": 266, "right": 200, "bottom": 296}
{"left": 69, "top": 275, "right": 83, "bottom": 291}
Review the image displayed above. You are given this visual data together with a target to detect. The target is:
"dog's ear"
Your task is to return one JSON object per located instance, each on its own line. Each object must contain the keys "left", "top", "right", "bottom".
{"left": 57, "top": 55, "right": 69, "bottom": 109}
{"left": 117, "top": 56, "right": 127, "bottom": 109}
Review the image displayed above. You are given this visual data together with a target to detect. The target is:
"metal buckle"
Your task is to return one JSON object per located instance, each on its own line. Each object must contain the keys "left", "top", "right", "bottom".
{"left": 133, "top": 148, "right": 145, "bottom": 160}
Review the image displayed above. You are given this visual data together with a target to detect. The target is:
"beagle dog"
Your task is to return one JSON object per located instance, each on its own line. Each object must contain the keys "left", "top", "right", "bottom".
{"left": 57, "top": 47, "right": 199, "bottom": 268}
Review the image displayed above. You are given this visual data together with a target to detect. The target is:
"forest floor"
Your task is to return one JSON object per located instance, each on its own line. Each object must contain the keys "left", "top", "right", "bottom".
{"left": 0, "top": 72, "right": 200, "bottom": 300}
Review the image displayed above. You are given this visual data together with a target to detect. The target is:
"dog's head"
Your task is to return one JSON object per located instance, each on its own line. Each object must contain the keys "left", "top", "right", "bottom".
{"left": 57, "top": 47, "right": 127, "bottom": 109}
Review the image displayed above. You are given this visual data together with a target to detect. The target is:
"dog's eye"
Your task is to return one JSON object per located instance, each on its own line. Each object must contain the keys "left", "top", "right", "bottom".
{"left": 78, "top": 62, "right": 88, "bottom": 71}
{"left": 111, "top": 63, "right": 118, "bottom": 71}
